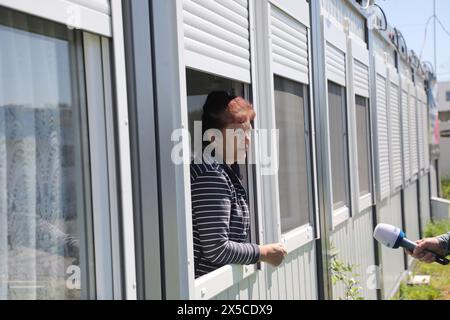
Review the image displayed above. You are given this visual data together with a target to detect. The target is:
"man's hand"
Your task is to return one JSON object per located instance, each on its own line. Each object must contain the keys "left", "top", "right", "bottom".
{"left": 259, "top": 243, "right": 287, "bottom": 267}
{"left": 405, "top": 237, "right": 446, "bottom": 263}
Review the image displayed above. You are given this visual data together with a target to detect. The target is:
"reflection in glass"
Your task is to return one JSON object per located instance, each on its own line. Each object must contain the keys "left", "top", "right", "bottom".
{"left": 274, "top": 76, "right": 311, "bottom": 232}
{"left": 328, "top": 81, "right": 349, "bottom": 210}
{"left": 355, "top": 96, "right": 371, "bottom": 196}
{"left": 0, "top": 8, "right": 90, "bottom": 299}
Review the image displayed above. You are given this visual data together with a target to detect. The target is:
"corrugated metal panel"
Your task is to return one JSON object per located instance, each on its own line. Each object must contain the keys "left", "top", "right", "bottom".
{"left": 326, "top": 42, "right": 346, "bottom": 86}
{"left": 404, "top": 183, "right": 420, "bottom": 265}
{"left": 423, "top": 103, "right": 430, "bottom": 170}
{"left": 402, "top": 90, "right": 411, "bottom": 182}
{"left": 330, "top": 210, "right": 377, "bottom": 300}
{"left": 409, "top": 91, "right": 419, "bottom": 177}
{"left": 212, "top": 243, "right": 318, "bottom": 300}
{"left": 183, "top": 0, "right": 251, "bottom": 82}
{"left": 378, "top": 193, "right": 405, "bottom": 299}
{"left": 390, "top": 83, "right": 402, "bottom": 189}
{"left": 270, "top": 5, "right": 309, "bottom": 84}
{"left": 376, "top": 75, "right": 390, "bottom": 199}
{"left": 354, "top": 60, "right": 369, "bottom": 97}
{"left": 417, "top": 99, "right": 424, "bottom": 172}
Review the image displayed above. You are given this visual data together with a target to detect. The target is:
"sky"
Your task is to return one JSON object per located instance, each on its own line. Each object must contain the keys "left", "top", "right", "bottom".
{"left": 376, "top": 0, "right": 450, "bottom": 82}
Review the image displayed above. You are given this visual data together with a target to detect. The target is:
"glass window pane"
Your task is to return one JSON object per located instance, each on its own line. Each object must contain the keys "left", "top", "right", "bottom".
{"left": 355, "top": 96, "right": 371, "bottom": 196}
{"left": 0, "top": 8, "right": 91, "bottom": 300}
{"left": 328, "top": 82, "right": 349, "bottom": 210}
{"left": 274, "top": 76, "right": 310, "bottom": 232}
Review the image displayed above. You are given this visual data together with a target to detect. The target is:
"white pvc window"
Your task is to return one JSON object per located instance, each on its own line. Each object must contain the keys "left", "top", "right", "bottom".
{"left": 355, "top": 96, "right": 371, "bottom": 198}
{"left": 274, "top": 76, "right": 312, "bottom": 233}
{"left": 0, "top": 5, "right": 124, "bottom": 300}
{"left": 328, "top": 81, "right": 350, "bottom": 212}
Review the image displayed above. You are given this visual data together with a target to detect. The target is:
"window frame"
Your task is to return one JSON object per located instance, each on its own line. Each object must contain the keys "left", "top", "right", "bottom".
{"left": 185, "top": 69, "right": 261, "bottom": 299}
{"left": 267, "top": 2, "right": 316, "bottom": 253}
{"left": 0, "top": 3, "right": 132, "bottom": 299}
{"left": 354, "top": 95, "right": 373, "bottom": 212}
{"left": 327, "top": 80, "right": 351, "bottom": 226}
{"left": 273, "top": 76, "right": 315, "bottom": 246}
{"left": 323, "top": 15, "right": 352, "bottom": 228}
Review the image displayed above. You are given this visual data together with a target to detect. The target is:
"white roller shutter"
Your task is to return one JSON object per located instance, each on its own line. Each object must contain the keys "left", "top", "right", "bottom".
{"left": 326, "top": 42, "right": 346, "bottom": 86}
{"left": 417, "top": 98, "right": 424, "bottom": 173}
{"left": 0, "top": 0, "right": 111, "bottom": 36}
{"left": 354, "top": 59, "right": 369, "bottom": 98}
{"left": 183, "top": 0, "right": 251, "bottom": 82}
{"left": 390, "top": 82, "right": 402, "bottom": 189}
{"left": 270, "top": 5, "right": 309, "bottom": 84}
{"left": 376, "top": 74, "right": 390, "bottom": 199}
{"left": 423, "top": 100, "right": 430, "bottom": 171}
{"left": 409, "top": 90, "right": 419, "bottom": 178}
{"left": 402, "top": 88, "right": 411, "bottom": 182}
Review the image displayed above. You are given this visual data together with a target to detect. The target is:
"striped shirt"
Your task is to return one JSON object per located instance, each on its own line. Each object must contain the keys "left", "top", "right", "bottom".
{"left": 190, "top": 154, "right": 260, "bottom": 278}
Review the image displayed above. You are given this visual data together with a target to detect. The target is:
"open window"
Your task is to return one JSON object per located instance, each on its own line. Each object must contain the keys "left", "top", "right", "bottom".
{"left": 185, "top": 68, "right": 260, "bottom": 293}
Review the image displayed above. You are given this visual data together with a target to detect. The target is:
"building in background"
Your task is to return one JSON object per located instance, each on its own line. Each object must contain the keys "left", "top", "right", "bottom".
{"left": 437, "top": 81, "right": 450, "bottom": 178}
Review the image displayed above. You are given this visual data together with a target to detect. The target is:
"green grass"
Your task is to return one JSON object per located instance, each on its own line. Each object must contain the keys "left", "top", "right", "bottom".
{"left": 442, "top": 177, "right": 450, "bottom": 201}
{"left": 423, "top": 219, "right": 450, "bottom": 238}
{"left": 393, "top": 219, "right": 450, "bottom": 300}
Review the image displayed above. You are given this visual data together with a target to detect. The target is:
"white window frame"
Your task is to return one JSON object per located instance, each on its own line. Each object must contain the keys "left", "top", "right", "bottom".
{"left": 388, "top": 65, "right": 403, "bottom": 193}
{"left": 0, "top": 0, "right": 136, "bottom": 299}
{"left": 350, "top": 35, "right": 373, "bottom": 214}
{"left": 374, "top": 52, "right": 391, "bottom": 201}
{"left": 176, "top": 0, "right": 262, "bottom": 300}
{"left": 268, "top": 0, "right": 315, "bottom": 252}
{"left": 323, "top": 14, "right": 351, "bottom": 228}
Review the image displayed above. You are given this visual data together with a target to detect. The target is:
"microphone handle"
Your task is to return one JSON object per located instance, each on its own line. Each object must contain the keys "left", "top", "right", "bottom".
{"left": 424, "top": 249, "right": 450, "bottom": 265}
{"left": 400, "top": 238, "right": 450, "bottom": 266}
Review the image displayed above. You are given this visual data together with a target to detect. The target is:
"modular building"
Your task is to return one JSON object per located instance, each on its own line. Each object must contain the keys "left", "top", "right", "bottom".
{"left": 0, "top": 0, "right": 443, "bottom": 300}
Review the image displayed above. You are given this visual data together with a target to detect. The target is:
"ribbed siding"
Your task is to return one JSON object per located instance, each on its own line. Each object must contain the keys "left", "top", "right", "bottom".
{"left": 409, "top": 92, "right": 418, "bottom": 177}
{"left": 354, "top": 60, "right": 369, "bottom": 97}
{"left": 402, "top": 90, "right": 411, "bottom": 182}
{"left": 378, "top": 193, "right": 405, "bottom": 299}
{"left": 330, "top": 209, "right": 377, "bottom": 300}
{"left": 390, "top": 83, "right": 402, "bottom": 189}
{"left": 423, "top": 101, "right": 430, "bottom": 170}
{"left": 326, "top": 42, "right": 346, "bottom": 85}
{"left": 376, "top": 75, "right": 390, "bottom": 199}
{"left": 183, "top": 0, "right": 250, "bottom": 81}
{"left": 417, "top": 99, "right": 424, "bottom": 172}
{"left": 271, "top": 5, "right": 309, "bottom": 84}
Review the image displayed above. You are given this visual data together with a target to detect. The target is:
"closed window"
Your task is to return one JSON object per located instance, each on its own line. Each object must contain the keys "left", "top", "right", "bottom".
{"left": 446, "top": 91, "right": 450, "bottom": 102}
{"left": 355, "top": 96, "right": 371, "bottom": 196}
{"left": 0, "top": 8, "right": 93, "bottom": 299}
{"left": 274, "top": 76, "right": 311, "bottom": 233}
{"left": 328, "top": 82, "right": 350, "bottom": 210}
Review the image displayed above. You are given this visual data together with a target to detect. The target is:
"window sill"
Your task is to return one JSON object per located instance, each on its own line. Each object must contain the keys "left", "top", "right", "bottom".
{"left": 332, "top": 206, "right": 350, "bottom": 229}
{"left": 281, "top": 224, "right": 315, "bottom": 253}
{"left": 194, "top": 263, "right": 257, "bottom": 300}
{"left": 358, "top": 193, "right": 373, "bottom": 212}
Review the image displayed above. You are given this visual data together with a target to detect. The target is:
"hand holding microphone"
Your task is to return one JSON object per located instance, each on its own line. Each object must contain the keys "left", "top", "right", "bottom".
{"left": 373, "top": 223, "right": 449, "bottom": 266}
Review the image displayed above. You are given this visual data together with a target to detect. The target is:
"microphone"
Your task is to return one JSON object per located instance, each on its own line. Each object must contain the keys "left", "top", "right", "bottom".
{"left": 373, "top": 223, "right": 449, "bottom": 266}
